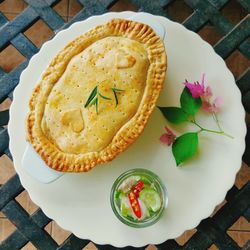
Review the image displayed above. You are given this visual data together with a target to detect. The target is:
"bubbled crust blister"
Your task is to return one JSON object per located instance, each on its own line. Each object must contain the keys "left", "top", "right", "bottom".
{"left": 26, "top": 18, "right": 167, "bottom": 172}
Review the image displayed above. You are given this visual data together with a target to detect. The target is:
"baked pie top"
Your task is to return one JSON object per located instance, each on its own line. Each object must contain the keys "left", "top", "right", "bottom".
{"left": 26, "top": 19, "right": 167, "bottom": 172}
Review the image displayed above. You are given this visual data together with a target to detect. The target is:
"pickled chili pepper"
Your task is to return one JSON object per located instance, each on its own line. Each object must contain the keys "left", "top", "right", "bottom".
{"left": 132, "top": 180, "right": 144, "bottom": 197}
{"left": 128, "top": 192, "right": 142, "bottom": 218}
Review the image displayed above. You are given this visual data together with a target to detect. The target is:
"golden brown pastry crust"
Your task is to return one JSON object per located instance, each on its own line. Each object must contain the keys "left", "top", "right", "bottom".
{"left": 26, "top": 18, "right": 167, "bottom": 172}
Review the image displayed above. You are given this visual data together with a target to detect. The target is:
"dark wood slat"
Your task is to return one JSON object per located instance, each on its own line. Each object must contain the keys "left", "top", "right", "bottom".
{"left": 243, "top": 124, "right": 250, "bottom": 165}
{"left": 0, "top": 7, "right": 39, "bottom": 49}
{"left": 0, "top": 128, "right": 9, "bottom": 155}
{"left": 31, "top": 208, "right": 52, "bottom": 226}
{"left": 63, "top": 7, "right": 100, "bottom": 29}
{"left": 181, "top": 230, "right": 213, "bottom": 250}
{"left": 0, "top": 60, "right": 28, "bottom": 103}
{"left": 2, "top": 200, "right": 58, "bottom": 249}
{"left": 57, "top": 235, "right": 90, "bottom": 250}
{"left": 159, "top": 0, "right": 174, "bottom": 8}
{"left": 0, "top": 175, "right": 23, "bottom": 210}
{"left": 186, "top": 0, "right": 232, "bottom": 32}
{"left": 183, "top": 10, "right": 209, "bottom": 31}
{"left": 156, "top": 239, "right": 181, "bottom": 250}
{"left": 207, "top": 0, "right": 229, "bottom": 9}
{"left": 25, "top": 0, "right": 65, "bottom": 31}
{"left": 214, "top": 16, "right": 250, "bottom": 59}
{"left": 184, "top": 0, "right": 250, "bottom": 58}
{"left": 243, "top": 240, "right": 250, "bottom": 250}
{"left": 0, "top": 230, "right": 28, "bottom": 250}
{"left": 1, "top": 208, "right": 53, "bottom": 250}
{"left": 226, "top": 185, "right": 239, "bottom": 201}
{"left": 198, "top": 219, "right": 240, "bottom": 249}
{"left": 78, "top": 0, "right": 106, "bottom": 13}
{"left": 0, "top": 110, "right": 9, "bottom": 126}
{"left": 210, "top": 182, "right": 250, "bottom": 231}
{"left": 0, "top": 68, "right": 5, "bottom": 78}
{"left": 237, "top": 0, "right": 250, "bottom": 13}
{"left": 0, "top": 12, "right": 38, "bottom": 58}
{"left": 243, "top": 92, "right": 250, "bottom": 116}
{"left": 4, "top": 147, "right": 13, "bottom": 160}
{"left": 236, "top": 68, "right": 250, "bottom": 95}
{"left": 131, "top": 0, "right": 168, "bottom": 17}
{"left": 11, "top": 34, "right": 39, "bottom": 59}
{"left": 183, "top": 0, "right": 227, "bottom": 31}
{"left": 0, "top": 11, "right": 8, "bottom": 26}
{"left": 0, "top": 13, "right": 38, "bottom": 58}
{"left": 180, "top": 183, "right": 250, "bottom": 249}
{"left": 97, "top": 245, "right": 145, "bottom": 250}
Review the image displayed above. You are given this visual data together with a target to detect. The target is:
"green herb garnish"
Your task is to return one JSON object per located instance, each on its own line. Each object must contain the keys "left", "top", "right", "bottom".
{"left": 84, "top": 86, "right": 98, "bottom": 108}
{"left": 99, "top": 92, "right": 111, "bottom": 100}
{"left": 84, "top": 85, "right": 124, "bottom": 113}
{"left": 84, "top": 85, "right": 110, "bottom": 113}
{"left": 95, "top": 98, "right": 98, "bottom": 114}
{"left": 111, "top": 88, "right": 124, "bottom": 107}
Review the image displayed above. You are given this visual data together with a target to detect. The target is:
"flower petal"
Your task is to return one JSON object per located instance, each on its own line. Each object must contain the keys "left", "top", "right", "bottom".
{"left": 160, "top": 134, "right": 171, "bottom": 145}
{"left": 209, "top": 96, "right": 222, "bottom": 113}
{"left": 160, "top": 127, "right": 176, "bottom": 146}
{"left": 184, "top": 82, "right": 204, "bottom": 98}
{"left": 213, "top": 96, "right": 222, "bottom": 108}
{"left": 164, "top": 126, "right": 174, "bottom": 135}
{"left": 201, "top": 73, "right": 205, "bottom": 88}
{"left": 202, "top": 100, "right": 212, "bottom": 112}
{"left": 204, "top": 86, "right": 213, "bottom": 97}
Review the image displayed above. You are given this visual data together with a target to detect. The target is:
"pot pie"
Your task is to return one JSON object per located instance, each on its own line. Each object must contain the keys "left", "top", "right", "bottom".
{"left": 26, "top": 19, "right": 167, "bottom": 172}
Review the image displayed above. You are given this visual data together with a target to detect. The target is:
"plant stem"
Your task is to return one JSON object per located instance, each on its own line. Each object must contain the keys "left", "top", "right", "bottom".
{"left": 190, "top": 120, "right": 234, "bottom": 139}
{"left": 212, "top": 112, "right": 223, "bottom": 132}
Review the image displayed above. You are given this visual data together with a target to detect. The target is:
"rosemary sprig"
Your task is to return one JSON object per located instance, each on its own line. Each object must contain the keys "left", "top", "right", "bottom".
{"left": 111, "top": 88, "right": 124, "bottom": 107}
{"left": 112, "top": 89, "right": 118, "bottom": 107}
{"left": 84, "top": 85, "right": 124, "bottom": 113}
{"left": 89, "top": 98, "right": 98, "bottom": 113}
{"left": 84, "top": 86, "right": 98, "bottom": 108}
{"left": 95, "top": 98, "right": 98, "bottom": 114}
{"left": 99, "top": 92, "right": 111, "bottom": 100}
{"left": 112, "top": 88, "right": 124, "bottom": 92}
{"left": 89, "top": 97, "right": 97, "bottom": 107}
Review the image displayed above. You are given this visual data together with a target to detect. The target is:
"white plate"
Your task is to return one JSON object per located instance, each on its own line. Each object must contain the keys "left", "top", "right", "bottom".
{"left": 9, "top": 12, "right": 246, "bottom": 247}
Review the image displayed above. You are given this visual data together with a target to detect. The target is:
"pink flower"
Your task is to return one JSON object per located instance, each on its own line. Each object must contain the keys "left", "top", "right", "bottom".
{"left": 184, "top": 74, "right": 222, "bottom": 114}
{"left": 160, "top": 126, "right": 176, "bottom": 146}
{"left": 204, "top": 86, "right": 213, "bottom": 98}
{"left": 184, "top": 73, "right": 206, "bottom": 98}
{"left": 202, "top": 96, "right": 222, "bottom": 113}
{"left": 184, "top": 81, "right": 205, "bottom": 98}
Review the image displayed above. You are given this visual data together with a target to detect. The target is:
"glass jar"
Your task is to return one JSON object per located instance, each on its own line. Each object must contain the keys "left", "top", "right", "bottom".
{"left": 110, "top": 168, "right": 168, "bottom": 228}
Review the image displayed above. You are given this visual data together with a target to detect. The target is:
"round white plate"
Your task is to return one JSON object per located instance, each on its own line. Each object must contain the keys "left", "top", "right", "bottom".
{"left": 9, "top": 12, "right": 246, "bottom": 247}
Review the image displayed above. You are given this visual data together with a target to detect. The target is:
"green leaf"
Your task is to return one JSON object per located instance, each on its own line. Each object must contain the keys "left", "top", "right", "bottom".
{"left": 95, "top": 98, "right": 98, "bottom": 114}
{"left": 89, "top": 97, "right": 97, "bottom": 107}
{"left": 112, "top": 88, "right": 118, "bottom": 106}
{"left": 172, "top": 132, "right": 198, "bottom": 166}
{"left": 111, "top": 88, "right": 124, "bottom": 106}
{"left": 84, "top": 86, "right": 98, "bottom": 108}
{"left": 99, "top": 92, "right": 111, "bottom": 100}
{"left": 158, "top": 107, "right": 188, "bottom": 124}
{"left": 180, "top": 87, "right": 202, "bottom": 116}
{"left": 89, "top": 97, "right": 98, "bottom": 113}
{"left": 112, "top": 88, "right": 124, "bottom": 92}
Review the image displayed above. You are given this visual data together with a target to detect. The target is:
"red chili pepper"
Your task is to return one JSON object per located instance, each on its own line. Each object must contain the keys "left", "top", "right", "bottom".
{"left": 132, "top": 180, "right": 144, "bottom": 197}
{"left": 128, "top": 192, "right": 142, "bottom": 218}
